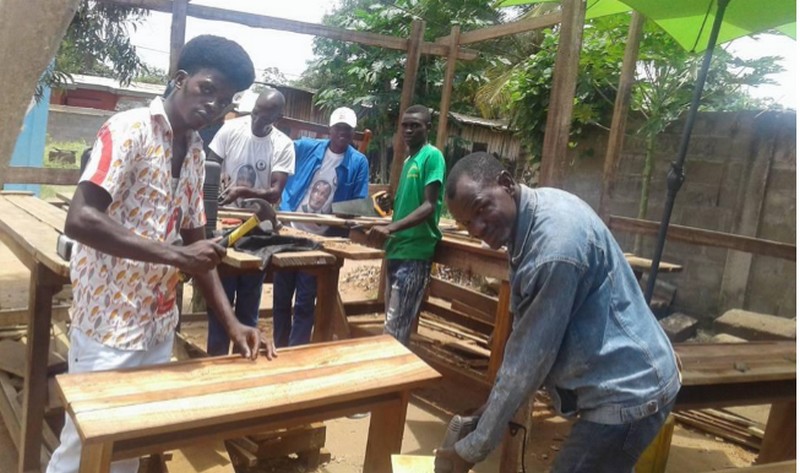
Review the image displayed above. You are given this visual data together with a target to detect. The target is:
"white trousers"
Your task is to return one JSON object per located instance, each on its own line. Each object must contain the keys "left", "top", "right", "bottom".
{"left": 46, "top": 329, "right": 174, "bottom": 473}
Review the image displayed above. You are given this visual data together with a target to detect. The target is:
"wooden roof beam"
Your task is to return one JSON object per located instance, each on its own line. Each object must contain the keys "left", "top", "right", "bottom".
{"left": 98, "top": 0, "right": 479, "bottom": 60}
{"left": 436, "top": 12, "right": 561, "bottom": 46}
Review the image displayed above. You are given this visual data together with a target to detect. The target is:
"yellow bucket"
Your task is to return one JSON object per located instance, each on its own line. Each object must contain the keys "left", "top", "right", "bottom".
{"left": 635, "top": 414, "right": 675, "bottom": 473}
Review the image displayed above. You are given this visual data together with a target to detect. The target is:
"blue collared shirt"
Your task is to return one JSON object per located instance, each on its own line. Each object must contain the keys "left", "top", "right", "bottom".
{"left": 455, "top": 185, "right": 681, "bottom": 463}
{"left": 279, "top": 138, "right": 369, "bottom": 212}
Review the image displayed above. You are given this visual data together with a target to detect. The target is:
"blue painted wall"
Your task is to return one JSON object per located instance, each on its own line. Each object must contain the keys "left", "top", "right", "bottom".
{"left": 7, "top": 87, "right": 51, "bottom": 194}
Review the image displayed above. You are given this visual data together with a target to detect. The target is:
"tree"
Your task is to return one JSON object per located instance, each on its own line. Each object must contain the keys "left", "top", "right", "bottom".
{"left": 476, "top": 12, "right": 781, "bottom": 206}
{"left": 299, "top": 0, "right": 518, "bottom": 182}
{"left": 37, "top": 1, "right": 148, "bottom": 99}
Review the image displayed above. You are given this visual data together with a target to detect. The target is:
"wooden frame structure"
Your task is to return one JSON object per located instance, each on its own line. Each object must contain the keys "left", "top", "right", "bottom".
{"left": 93, "top": 0, "right": 582, "bottom": 193}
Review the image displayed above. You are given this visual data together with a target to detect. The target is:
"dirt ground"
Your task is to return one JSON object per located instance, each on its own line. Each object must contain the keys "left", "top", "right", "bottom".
{"left": 0, "top": 242, "right": 762, "bottom": 472}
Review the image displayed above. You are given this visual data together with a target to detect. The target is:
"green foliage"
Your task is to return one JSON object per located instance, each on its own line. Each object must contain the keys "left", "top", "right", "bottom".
{"left": 299, "top": 0, "right": 515, "bottom": 150}
{"left": 132, "top": 64, "right": 169, "bottom": 85}
{"left": 37, "top": 1, "right": 148, "bottom": 99}
{"left": 497, "top": 14, "right": 783, "bottom": 164}
{"left": 261, "top": 67, "right": 289, "bottom": 86}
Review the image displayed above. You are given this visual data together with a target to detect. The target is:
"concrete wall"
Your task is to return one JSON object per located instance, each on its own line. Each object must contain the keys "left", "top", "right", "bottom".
{"left": 47, "top": 104, "right": 113, "bottom": 144}
{"left": 558, "top": 111, "right": 796, "bottom": 322}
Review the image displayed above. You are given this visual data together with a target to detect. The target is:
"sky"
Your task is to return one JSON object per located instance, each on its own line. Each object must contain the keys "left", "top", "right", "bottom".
{"left": 129, "top": 0, "right": 797, "bottom": 109}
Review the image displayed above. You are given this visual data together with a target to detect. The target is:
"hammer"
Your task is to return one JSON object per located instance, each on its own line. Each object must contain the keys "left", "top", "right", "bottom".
{"left": 177, "top": 199, "right": 278, "bottom": 283}
{"left": 219, "top": 198, "right": 280, "bottom": 248}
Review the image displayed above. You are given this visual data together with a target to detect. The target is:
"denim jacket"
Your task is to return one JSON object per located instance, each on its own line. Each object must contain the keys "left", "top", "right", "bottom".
{"left": 279, "top": 138, "right": 369, "bottom": 212}
{"left": 455, "top": 186, "right": 681, "bottom": 463}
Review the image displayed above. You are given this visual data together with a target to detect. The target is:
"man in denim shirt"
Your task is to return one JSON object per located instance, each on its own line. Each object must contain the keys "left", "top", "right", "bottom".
{"left": 437, "top": 152, "right": 681, "bottom": 473}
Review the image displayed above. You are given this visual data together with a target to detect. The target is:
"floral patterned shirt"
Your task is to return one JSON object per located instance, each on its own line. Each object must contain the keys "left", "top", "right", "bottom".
{"left": 70, "top": 98, "right": 206, "bottom": 350}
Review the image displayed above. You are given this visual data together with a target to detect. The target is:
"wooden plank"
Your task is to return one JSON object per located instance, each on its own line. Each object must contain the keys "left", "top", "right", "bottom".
{"left": 539, "top": 0, "right": 586, "bottom": 187}
{"left": 453, "top": 12, "right": 561, "bottom": 45}
{"left": 250, "top": 423, "right": 326, "bottom": 458}
{"left": 57, "top": 337, "right": 440, "bottom": 444}
{"left": 59, "top": 336, "right": 412, "bottom": 403}
{"left": 428, "top": 277, "right": 497, "bottom": 321}
{"left": 168, "top": 0, "right": 187, "bottom": 76}
{"left": 757, "top": 401, "right": 796, "bottom": 464}
{"left": 79, "top": 442, "right": 113, "bottom": 473}
{"left": 624, "top": 254, "right": 683, "bottom": 273}
{"left": 5, "top": 194, "right": 68, "bottom": 232}
{"left": 97, "top": 0, "right": 478, "bottom": 60}
{"left": 0, "top": 373, "right": 21, "bottom": 449}
{"left": 599, "top": 12, "right": 645, "bottom": 221}
{"left": 0, "top": 305, "right": 70, "bottom": 327}
{"left": 609, "top": 215, "right": 796, "bottom": 261}
{"left": 226, "top": 439, "right": 258, "bottom": 467}
{"left": 4, "top": 167, "right": 80, "bottom": 185}
{"left": 269, "top": 250, "right": 337, "bottom": 270}
{"left": 433, "top": 237, "right": 508, "bottom": 281}
{"left": 451, "top": 300, "right": 494, "bottom": 325}
{"left": 707, "top": 461, "right": 795, "bottom": 473}
{"left": 0, "top": 197, "right": 70, "bottom": 278}
{"left": 0, "top": 339, "right": 66, "bottom": 378}
{"left": 20, "top": 266, "right": 61, "bottom": 473}
{"left": 364, "top": 392, "right": 408, "bottom": 473}
{"left": 487, "top": 280, "right": 512, "bottom": 382}
{"left": 435, "top": 26, "right": 460, "bottom": 150}
{"left": 421, "top": 299, "right": 493, "bottom": 335}
{"left": 389, "top": 19, "right": 425, "bottom": 193}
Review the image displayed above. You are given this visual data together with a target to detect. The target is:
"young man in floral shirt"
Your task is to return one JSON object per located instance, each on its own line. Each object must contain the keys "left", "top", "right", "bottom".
{"left": 47, "top": 36, "right": 276, "bottom": 473}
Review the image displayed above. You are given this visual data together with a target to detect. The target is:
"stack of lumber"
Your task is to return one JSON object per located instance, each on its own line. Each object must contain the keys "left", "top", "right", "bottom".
{"left": 0, "top": 321, "right": 69, "bottom": 465}
{"left": 673, "top": 408, "right": 765, "bottom": 451}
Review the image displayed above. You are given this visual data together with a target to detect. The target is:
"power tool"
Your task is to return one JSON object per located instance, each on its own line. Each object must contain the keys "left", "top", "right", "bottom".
{"left": 434, "top": 415, "right": 480, "bottom": 473}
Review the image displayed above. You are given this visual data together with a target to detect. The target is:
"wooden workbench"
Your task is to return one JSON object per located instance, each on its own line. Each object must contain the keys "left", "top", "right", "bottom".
{"left": 56, "top": 336, "right": 441, "bottom": 473}
{"left": 674, "top": 341, "right": 796, "bottom": 464}
{"left": 0, "top": 192, "right": 348, "bottom": 472}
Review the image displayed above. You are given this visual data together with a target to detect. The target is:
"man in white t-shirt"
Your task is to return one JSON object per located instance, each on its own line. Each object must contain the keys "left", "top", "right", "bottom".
{"left": 275, "top": 107, "right": 369, "bottom": 346}
{"left": 205, "top": 88, "right": 295, "bottom": 355}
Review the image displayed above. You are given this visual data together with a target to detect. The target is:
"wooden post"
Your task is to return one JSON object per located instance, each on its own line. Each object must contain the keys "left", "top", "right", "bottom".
{"left": 598, "top": 12, "right": 644, "bottom": 221}
{"left": 169, "top": 0, "right": 188, "bottom": 76}
{"left": 389, "top": 19, "right": 425, "bottom": 194}
{"left": 487, "top": 280, "right": 511, "bottom": 382}
{"left": 19, "top": 265, "right": 61, "bottom": 473}
{"left": 538, "top": 0, "right": 586, "bottom": 188}
{"left": 435, "top": 25, "right": 461, "bottom": 152}
{"left": 757, "top": 401, "right": 796, "bottom": 463}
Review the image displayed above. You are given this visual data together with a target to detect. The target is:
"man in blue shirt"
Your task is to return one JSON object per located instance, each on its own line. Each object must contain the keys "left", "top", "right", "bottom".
{"left": 274, "top": 107, "right": 369, "bottom": 347}
{"left": 437, "top": 152, "right": 680, "bottom": 473}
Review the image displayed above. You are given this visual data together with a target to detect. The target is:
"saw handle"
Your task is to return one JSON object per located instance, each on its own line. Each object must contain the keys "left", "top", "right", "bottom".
{"left": 372, "top": 190, "right": 392, "bottom": 217}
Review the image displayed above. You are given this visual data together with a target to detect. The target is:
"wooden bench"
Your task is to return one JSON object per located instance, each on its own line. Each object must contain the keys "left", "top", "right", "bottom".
{"left": 674, "top": 341, "right": 796, "bottom": 464}
{"left": 56, "top": 336, "right": 441, "bottom": 473}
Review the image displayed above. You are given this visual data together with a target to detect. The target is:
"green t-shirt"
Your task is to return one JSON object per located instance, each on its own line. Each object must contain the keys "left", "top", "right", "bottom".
{"left": 385, "top": 143, "right": 445, "bottom": 260}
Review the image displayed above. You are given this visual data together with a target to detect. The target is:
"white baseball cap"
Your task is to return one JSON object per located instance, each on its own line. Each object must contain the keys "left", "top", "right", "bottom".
{"left": 329, "top": 107, "right": 357, "bottom": 128}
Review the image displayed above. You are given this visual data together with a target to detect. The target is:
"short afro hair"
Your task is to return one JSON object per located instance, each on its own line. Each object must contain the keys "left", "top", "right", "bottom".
{"left": 177, "top": 35, "right": 255, "bottom": 92}
{"left": 445, "top": 152, "right": 507, "bottom": 200}
{"left": 404, "top": 104, "right": 432, "bottom": 123}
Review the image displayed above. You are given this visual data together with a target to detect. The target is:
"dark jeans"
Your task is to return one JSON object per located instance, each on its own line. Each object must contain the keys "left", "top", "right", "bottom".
{"left": 206, "top": 272, "right": 266, "bottom": 356}
{"left": 384, "top": 259, "right": 432, "bottom": 345}
{"left": 551, "top": 397, "right": 676, "bottom": 473}
{"left": 272, "top": 271, "right": 317, "bottom": 348}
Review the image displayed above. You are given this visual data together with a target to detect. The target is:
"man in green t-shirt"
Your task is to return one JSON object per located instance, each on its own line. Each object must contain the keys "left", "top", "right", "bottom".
{"left": 367, "top": 104, "right": 445, "bottom": 344}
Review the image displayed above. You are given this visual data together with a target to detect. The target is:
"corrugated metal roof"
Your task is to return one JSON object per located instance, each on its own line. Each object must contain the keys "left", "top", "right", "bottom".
{"left": 68, "top": 74, "right": 166, "bottom": 97}
{"left": 449, "top": 111, "right": 510, "bottom": 131}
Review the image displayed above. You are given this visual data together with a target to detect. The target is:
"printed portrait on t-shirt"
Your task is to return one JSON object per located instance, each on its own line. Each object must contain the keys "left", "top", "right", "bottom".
{"left": 235, "top": 164, "right": 257, "bottom": 188}
{"left": 301, "top": 179, "right": 334, "bottom": 213}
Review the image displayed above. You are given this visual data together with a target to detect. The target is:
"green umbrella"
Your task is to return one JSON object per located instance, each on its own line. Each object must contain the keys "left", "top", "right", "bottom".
{"left": 622, "top": 0, "right": 795, "bottom": 52}
{"left": 497, "top": 0, "right": 796, "bottom": 51}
